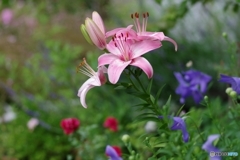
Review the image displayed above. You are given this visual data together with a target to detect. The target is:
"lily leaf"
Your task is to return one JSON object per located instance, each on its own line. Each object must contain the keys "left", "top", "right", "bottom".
{"left": 154, "top": 84, "right": 166, "bottom": 105}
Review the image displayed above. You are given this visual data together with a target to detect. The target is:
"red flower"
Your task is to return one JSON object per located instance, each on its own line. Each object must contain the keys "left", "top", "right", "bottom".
{"left": 112, "top": 146, "right": 122, "bottom": 156}
{"left": 103, "top": 117, "right": 118, "bottom": 132}
{"left": 60, "top": 118, "right": 80, "bottom": 135}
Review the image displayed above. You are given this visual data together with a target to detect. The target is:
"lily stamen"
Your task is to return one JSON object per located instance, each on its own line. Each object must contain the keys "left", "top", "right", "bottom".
{"left": 112, "top": 33, "right": 131, "bottom": 61}
{"left": 142, "top": 12, "right": 149, "bottom": 33}
{"left": 77, "top": 58, "right": 96, "bottom": 78}
{"left": 131, "top": 12, "right": 149, "bottom": 33}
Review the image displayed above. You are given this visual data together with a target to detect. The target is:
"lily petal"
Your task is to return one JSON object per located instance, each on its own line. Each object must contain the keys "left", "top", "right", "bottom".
{"left": 78, "top": 77, "right": 101, "bottom": 108}
{"left": 97, "top": 66, "right": 107, "bottom": 84}
{"left": 106, "top": 25, "right": 134, "bottom": 38}
{"left": 108, "top": 59, "right": 131, "bottom": 84}
{"left": 163, "top": 36, "right": 178, "bottom": 51}
{"left": 78, "top": 78, "right": 95, "bottom": 96}
{"left": 92, "top": 11, "right": 105, "bottom": 34}
{"left": 98, "top": 53, "right": 119, "bottom": 66}
{"left": 78, "top": 83, "right": 95, "bottom": 108}
{"left": 106, "top": 43, "right": 122, "bottom": 56}
{"left": 132, "top": 40, "right": 161, "bottom": 58}
{"left": 130, "top": 57, "right": 153, "bottom": 78}
{"left": 138, "top": 31, "right": 165, "bottom": 40}
{"left": 138, "top": 32, "right": 177, "bottom": 51}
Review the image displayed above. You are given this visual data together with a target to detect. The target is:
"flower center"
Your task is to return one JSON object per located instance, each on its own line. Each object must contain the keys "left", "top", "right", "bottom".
{"left": 112, "top": 33, "right": 132, "bottom": 61}
{"left": 131, "top": 12, "right": 149, "bottom": 34}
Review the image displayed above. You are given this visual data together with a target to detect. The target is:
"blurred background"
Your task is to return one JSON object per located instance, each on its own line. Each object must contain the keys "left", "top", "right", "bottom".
{"left": 0, "top": 0, "right": 239, "bottom": 159}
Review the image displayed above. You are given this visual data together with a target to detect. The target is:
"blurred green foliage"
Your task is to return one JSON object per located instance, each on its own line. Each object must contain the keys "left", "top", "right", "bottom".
{"left": 0, "top": 0, "right": 239, "bottom": 159}
{"left": 0, "top": 39, "right": 137, "bottom": 159}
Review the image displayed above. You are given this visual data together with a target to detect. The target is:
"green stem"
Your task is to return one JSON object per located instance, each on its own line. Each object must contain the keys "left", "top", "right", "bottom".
{"left": 128, "top": 68, "right": 147, "bottom": 94}
{"left": 128, "top": 68, "right": 161, "bottom": 114}
{"left": 187, "top": 116, "right": 205, "bottom": 143}
{"left": 124, "top": 70, "right": 140, "bottom": 92}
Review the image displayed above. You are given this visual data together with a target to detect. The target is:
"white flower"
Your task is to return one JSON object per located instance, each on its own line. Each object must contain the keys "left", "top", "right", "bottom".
{"left": 27, "top": 118, "right": 39, "bottom": 131}
{"left": 145, "top": 121, "right": 157, "bottom": 133}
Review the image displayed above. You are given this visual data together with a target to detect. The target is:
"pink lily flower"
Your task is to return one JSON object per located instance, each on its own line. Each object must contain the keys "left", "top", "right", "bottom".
{"left": 77, "top": 58, "right": 107, "bottom": 108}
{"left": 131, "top": 12, "right": 178, "bottom": 51}
{"left": 98, "top": 33, "right": 161, "bottom": 84}
{"left": 83, "top": 11, "right": 128, "bottom": 50}
{"left": 84, "top": 11, "right": 106, "bottom": 50}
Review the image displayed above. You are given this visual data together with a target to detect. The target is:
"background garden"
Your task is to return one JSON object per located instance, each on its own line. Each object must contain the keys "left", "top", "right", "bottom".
{"left": 0, "top": 0, "right": 240, "bottom": 159}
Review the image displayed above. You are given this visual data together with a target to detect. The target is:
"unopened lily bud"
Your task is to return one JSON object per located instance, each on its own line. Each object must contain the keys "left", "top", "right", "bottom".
{"left": 85, "top": 17, "right": 106, "bottom": 50}
{"left": 80, "top": 24, "right": 93, "bottom": 45}
{"left": 225, "top": 87, "right": 233, "bottom": 94}
{"left": 122, "top": 134, "right": 130, "bottom": 143}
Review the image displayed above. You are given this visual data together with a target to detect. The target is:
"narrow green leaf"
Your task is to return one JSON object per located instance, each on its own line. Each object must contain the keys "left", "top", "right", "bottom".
{"left": 165, "top": 95, "right": 171, "bottom": 107}
{"left": 176, "top": 104, "right": 185, "bottom": 116}
{"left": 114, "top": 82, "right": 132, "bottom": 90}
{"left": 135, "top": 105, "right": 153, "bottom": 111}
{"left": 152, "top": 143, "right": 167, "bottom": 148}
{"left": 135, "top": 112, "right": 157, "bottom": 119}
{"left": 147, "top": 78, "right": 153, "bottom": 94}
{"left": 133, "top": 103, "right": 153, "bottom": 110}
{"left": 114, "top": 85, "right": 126, "bottom": 90}
{"left": 155, "top": 149, "right": 173, "bottom": 156}
{"left": 154, "top": 84, "right": 166, "bottom": 105}
{"left": 120, "top": 82, "right": 132, "bottom": 87}
{"left": 148, "top": 157, "right": 156, "bottom": 160}
{"left": 133, "top": 103, "right": 149, "bottom": 107}
{"left": 134, "top": 116, "right": 160, "bottom": 123}
{"left": 126, "top": 90, "right": 149, "bottom": 101}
